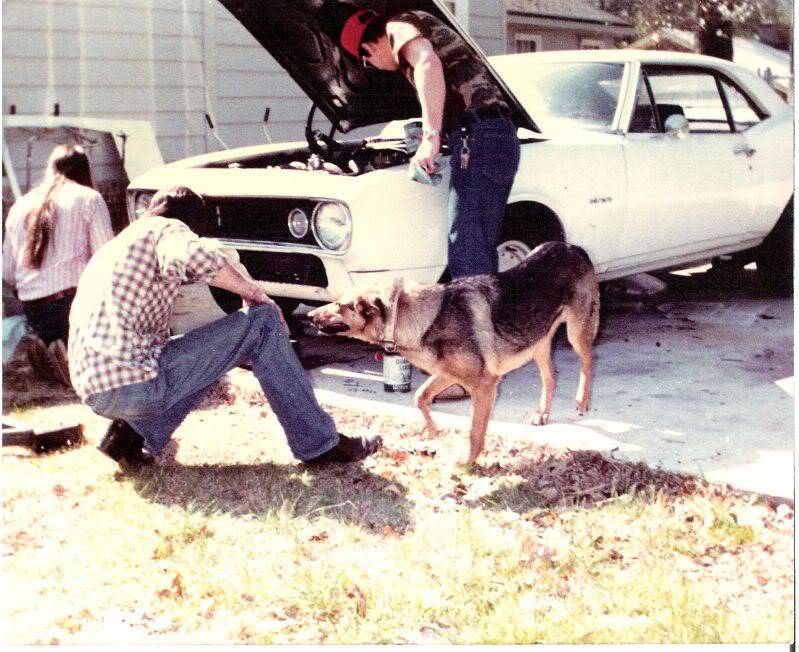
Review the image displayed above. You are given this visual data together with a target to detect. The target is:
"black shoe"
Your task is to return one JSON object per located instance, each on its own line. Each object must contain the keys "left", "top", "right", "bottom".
{"left": 303, "top": 433, "right": 382, "bottom": 466}
{"left": 97, "top": 419, "right": 155, "bottom": 469}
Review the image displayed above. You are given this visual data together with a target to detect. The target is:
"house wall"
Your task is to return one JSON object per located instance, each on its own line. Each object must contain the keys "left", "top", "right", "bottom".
{"left": 3, "top": 0, "right": 505, "bottom": 167}
{"left": 507, "top": 20, "right": 623, "bottom": 53}
{"left": 468, "top": 0, "right": 507, "bottom": 56}
{"left": 3, "top": 0, "right": 208, "bottom": 164}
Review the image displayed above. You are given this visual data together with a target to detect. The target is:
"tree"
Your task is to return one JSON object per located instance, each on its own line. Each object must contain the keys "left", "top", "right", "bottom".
{"left": 605, "top": 0, "right": 792, "bottom": 60}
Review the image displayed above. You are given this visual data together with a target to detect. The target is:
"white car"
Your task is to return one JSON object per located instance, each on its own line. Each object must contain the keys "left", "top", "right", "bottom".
{"left": 128, "top": 0, "right": 793, "bottom": 325}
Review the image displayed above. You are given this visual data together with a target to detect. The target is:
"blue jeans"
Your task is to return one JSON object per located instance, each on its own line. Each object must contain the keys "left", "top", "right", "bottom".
{"left": 85, "top": 304, "right": 339, "bottom": 461}
{"left": 447, "top": 114, "right": 520, "bottom": 277}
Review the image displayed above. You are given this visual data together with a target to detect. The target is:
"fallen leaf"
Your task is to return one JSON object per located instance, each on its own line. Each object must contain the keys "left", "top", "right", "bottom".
{"left": 385, "top": 450, "right": 409, "bottom": 463}
{"left": 345, "top": 583, "right": 368, "bottom": 618}
{"left": 520, "top": 533, "right": 535, "bottom": 558}
{"left": 381, "top": 525, "right": 401, "bottom": 539}
{"left": 171, "top": 573, "right": 185, "bottom": 598}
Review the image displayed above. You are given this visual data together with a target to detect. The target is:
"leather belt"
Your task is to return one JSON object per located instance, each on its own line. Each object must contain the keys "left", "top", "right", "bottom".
{"left": 453, "top": 105, "right": 512, "bottom": 131}
{"left": 473, "top": 105, "right": 510, "bottom": 120}
{"left": 22, "top": 287, "right": 77, "bottom": 309}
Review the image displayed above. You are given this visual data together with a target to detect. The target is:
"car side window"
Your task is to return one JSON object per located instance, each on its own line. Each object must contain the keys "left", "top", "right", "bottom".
{"left": 719, "top": 78, "right": 762, "bottom": 131}
{"left": 628, "top": 77, "right": 659, "bottom": 133}
{"left": 645, "top": 68, "right": 732, "bottom": 133}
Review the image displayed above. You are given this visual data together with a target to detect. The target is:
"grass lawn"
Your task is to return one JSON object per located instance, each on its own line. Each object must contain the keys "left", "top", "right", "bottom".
{"left": 2, "top": 359, "right": 794, "bottom": 644}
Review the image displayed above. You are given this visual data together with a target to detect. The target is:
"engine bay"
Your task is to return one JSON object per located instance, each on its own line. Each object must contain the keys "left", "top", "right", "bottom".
{"left": 199, "top": 103, "right": 445, "bottom": 177}
{"left": 202, "top": 135, "right": 417, "bottom": 177}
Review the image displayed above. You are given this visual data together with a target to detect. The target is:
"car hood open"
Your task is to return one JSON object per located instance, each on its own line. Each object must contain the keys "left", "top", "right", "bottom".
{"left": 217, "top": 0, "right": 538, "bottom": 133}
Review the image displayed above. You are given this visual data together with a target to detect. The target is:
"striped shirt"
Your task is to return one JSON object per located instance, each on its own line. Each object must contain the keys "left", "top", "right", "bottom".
{"left": 2, "top": 180, "right": 114, "bottom": 301}
{"left": 68, "top": 216, "right": 226, "bottom": 400}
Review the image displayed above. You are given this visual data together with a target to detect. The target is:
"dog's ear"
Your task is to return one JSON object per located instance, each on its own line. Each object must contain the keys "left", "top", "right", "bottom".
{"left": 355, "top": 296, "right": 381, "bottom": 321}
{"left": 373, "top": 296, "right": 387, "bottom": 321}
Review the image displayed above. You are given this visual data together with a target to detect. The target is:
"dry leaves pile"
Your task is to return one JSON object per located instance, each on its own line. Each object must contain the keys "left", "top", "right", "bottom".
{"left": 2, "top": 358, "right": 794, "bottom": 644}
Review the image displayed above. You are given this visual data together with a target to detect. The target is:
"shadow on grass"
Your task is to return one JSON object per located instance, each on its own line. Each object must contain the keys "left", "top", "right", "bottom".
{"left": 2, "top": 358, "right": 80, "bottom": 412}
{"left": 128, "top": 460, "right": 412, "bottom": 533}
{"left": 469, "top": 449, "right": 718, "bottom": 514}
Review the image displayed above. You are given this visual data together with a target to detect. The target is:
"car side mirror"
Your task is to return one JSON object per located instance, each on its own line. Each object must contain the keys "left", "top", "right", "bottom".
{"left": 664, "top": 114, "right": 689, "bottom": 138}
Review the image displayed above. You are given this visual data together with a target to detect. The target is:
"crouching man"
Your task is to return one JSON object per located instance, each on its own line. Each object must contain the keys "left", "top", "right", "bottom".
{"left": 68, "top": 186, "right": 380, "bottom": 469}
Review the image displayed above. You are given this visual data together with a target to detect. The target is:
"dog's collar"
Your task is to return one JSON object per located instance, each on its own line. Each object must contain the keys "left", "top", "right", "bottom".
{"left": 381, "top": 279, "right": 402, "bottom": 353}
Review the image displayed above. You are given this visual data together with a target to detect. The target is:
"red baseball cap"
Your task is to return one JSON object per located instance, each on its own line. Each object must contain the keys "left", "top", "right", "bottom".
{"left": 340, "top": 9, "right": 378, "bottom": 58}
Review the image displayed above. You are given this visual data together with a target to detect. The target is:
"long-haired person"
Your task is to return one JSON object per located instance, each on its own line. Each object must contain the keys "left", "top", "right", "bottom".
{"left": 3, "top": 144, "right": 114, "bottom": 384}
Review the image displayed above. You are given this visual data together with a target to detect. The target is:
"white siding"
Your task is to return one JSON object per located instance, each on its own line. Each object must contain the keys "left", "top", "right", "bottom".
{"left": 3, "top": 0, "right": 209, "bottom": 163}
{"left": 3, "top": 0, "right": 509, "bottom": 163}
{"left": 210, "top": 5, "right": 309, "bottom": 149}
{"left": 469, "top": 0, "right": 506, "bottom": 55}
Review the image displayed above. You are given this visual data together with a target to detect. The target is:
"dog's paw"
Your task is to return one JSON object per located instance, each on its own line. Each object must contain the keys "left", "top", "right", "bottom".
{"left": 575, "top": 399, "right": 591, "bottom": 416}
{"left": 531, "top": 412, "right": 550, "bottom": 426}
{"left": 455, "top": 454, "right": 477, "bottom": 468}
{"left": 421, "top": 421, "right": 441, "bottom": 439}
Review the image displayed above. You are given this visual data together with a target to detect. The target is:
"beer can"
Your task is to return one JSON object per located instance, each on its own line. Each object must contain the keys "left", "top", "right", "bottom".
{"left": 383, "top": 353, "right": 412, "bottom": 392}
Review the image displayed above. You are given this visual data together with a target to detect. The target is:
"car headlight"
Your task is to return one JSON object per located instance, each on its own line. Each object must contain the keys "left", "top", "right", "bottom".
{"left": 126, "top": 190, "right": 155, "bottom": 222}
{"left": 287, "top": 208, "right": 309, "bottom": 239}
{"left": 312, "top": 202, "right": 351, "bottom": 251}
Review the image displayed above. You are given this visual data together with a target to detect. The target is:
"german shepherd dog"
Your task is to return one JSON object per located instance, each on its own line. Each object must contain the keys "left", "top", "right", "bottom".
{"left": 309, "top": 242, "right": 600, "bottom": 465}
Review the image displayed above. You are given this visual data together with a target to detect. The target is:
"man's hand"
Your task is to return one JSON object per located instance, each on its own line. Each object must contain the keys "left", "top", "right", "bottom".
{"left": 210, "top": 262, "right": 289, "bottom": 332}
{"left": 242, "top": 283, "right": 288, "bottom": 332}
{"left": 240, "top": 282, "right": 270, "bottom": 306}
{"left": 413, "top": 135, "right": 441, "bottom": 175}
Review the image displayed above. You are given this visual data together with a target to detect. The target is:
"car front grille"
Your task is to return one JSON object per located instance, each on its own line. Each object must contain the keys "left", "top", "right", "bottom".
{"left": 237, "top": 249, "right": 328, "bottom": 288}
{"left": 205, "top": 196, "right": 319, "bottom": 247}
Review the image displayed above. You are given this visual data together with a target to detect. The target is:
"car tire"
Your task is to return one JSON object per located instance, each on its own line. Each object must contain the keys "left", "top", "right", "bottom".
{"left": 756, "top": 197, "right": 793, "bottom": 296}
{"left": 496, "top": 207, "right": 564, "bottom": 272}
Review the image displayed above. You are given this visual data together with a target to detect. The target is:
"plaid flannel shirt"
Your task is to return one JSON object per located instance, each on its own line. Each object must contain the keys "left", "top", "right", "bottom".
{"left": 68, "top": 216, "right": 226, "bottom": 400}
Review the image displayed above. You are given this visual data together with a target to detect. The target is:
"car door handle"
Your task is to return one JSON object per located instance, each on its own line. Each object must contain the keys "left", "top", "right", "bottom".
{"left": 734, "top": 145, "right": 756, "bottom": 157}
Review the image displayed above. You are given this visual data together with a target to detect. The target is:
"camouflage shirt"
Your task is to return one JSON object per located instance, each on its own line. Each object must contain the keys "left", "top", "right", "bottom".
{"left": 387, "top": 10, "right": 509, "bottom": 130}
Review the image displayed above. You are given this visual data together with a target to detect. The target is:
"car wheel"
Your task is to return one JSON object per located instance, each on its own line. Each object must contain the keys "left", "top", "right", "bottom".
{"left": 496, "top": 207, "right": 564, "bottom": 272}
{"left": 497, "top": 238, "right": 536, "bottom": 273}
{"left": 756, "top": 198, "right": 793, "bottom": 296}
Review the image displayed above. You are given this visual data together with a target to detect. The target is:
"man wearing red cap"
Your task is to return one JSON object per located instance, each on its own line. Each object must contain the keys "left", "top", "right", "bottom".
{"left": 340, "top": 8, "right": 520, "bottom": 279}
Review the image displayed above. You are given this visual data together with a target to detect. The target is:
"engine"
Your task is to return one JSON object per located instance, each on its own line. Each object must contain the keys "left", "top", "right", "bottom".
{"left": 202, "top": 140, "right": 411, "bottom": 177}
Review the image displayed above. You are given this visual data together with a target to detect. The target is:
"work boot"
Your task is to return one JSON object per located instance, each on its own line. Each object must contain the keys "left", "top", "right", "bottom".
{"left": 47, "top": 339, "right": 71, "bottom": 387}
{"left": 303, "top": 432, "right": 382, "bottom": 466}
{"left": 97, "top": 419, "right": 155, "bottom": 470}
{"left": 22, "top": 334, "right": 56, "bottom": 382}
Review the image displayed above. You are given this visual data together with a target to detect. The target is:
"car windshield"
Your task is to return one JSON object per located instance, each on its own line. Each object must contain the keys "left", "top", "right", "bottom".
{"left": 502, "top": 62, "right": 625, "bottom": 133}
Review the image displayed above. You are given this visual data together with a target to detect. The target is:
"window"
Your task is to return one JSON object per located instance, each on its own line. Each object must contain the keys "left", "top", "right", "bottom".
{"left": 720, "top": 78, "right": 763, "bottom": 131}
{"left": 580, "top": 38, "right": 605, "bottom": 50}
{"left": 506, "top": 62, "right": 625, "bottom": 132}
{"left": 633, "top": 68, "right": 734, "bottom": 133}
{"left": 628, "top": 77, "right": 658, "bottom": 133}
{"left": 442, "top": 1, "right": 456, "bottom": 14}
{"left": 515, "top": 33, "right": 542, "bottom": 53}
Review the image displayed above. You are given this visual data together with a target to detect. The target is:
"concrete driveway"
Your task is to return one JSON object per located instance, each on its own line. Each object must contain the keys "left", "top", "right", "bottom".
{"left": 297, "top": 265, "right": 794, "bottom": 500}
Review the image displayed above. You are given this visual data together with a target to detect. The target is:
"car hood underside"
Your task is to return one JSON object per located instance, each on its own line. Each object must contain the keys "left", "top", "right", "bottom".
{"left": 216, "top": 0, "right": 536, "bottom": 133}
